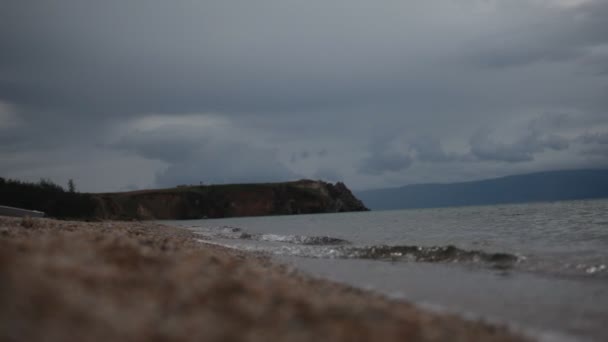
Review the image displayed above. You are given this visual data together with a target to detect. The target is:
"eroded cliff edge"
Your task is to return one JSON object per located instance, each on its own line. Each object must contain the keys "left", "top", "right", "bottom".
{"left": 93, "top": 180, "right": 368, "bottom": 220}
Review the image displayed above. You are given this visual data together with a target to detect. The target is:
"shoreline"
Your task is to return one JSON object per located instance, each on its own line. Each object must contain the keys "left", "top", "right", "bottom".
{"left": 0, "top": 217, "right": 527, "bottom": 342}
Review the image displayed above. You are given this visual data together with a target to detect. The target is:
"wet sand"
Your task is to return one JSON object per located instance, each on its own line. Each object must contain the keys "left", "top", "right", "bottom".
{"left": 0, "top": 217, "right": 528, "bottom": 342}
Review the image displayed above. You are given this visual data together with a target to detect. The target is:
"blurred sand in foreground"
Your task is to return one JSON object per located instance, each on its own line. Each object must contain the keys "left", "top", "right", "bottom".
{"left": 0, "top": 217, "right": 527, "bottom": 342}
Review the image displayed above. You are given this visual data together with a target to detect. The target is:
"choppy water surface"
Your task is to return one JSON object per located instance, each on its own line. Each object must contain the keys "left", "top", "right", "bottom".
{"left": 167, "top": 199, "right": 608, "bottom": 341}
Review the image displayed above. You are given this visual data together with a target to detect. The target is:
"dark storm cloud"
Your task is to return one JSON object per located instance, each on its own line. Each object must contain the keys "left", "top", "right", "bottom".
{"left": 0, "top": 107, "right": 116, "bottom": 152}
{"left": 155, "top": 142, "right": 297, "bottom": 187}
{"left": 312, "top": 168, "right": 342, "bottom": 183}
{"left": 474, "top": 1, "right": 608, "bottom": 69}
{"left": 113, "top": 129, "right": 204, "bottom": 163}
{"left": 1, "top": 0, "right": 607, "bottom": 191}
{"left": 1, "top": 0, "right": 604, "bottom": 117}
{"left": 358, "top": 153, "right": 413, "bottom": 175}
{"left": 581, "top": 146, "right": 608, "bottom": 157}
{"left": 469, "top": 129, "right": 570, "bottom": 163}
{"left": 578, "top": 131, "right": 608, "bottom": 157}
{"left": 409, "top": 136, "right": 470, "bottom": 163}
{"left": 0, "top": 0, "right": 425, "bottom": 114}
{"left": 110, "top": 118, "right": 297, "bottom": 186}
{"left": 579, "top": 132, "right": 608, "bottom": 145}
{"left": 357, "top": 132, "right": 413, "bottom": 175}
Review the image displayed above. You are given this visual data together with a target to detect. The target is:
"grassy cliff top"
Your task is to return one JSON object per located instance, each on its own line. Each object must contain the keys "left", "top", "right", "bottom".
{"left": 97, "top": 179, "right": 326, "bottom": 195}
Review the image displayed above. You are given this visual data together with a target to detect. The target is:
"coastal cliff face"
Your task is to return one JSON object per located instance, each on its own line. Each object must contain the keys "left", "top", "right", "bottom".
{"left": 93, "top": 180, "right": 368, "bottom": 220}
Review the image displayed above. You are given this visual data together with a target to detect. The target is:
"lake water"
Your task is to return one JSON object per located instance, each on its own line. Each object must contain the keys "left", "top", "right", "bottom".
{"left": 166, "top": 199, "right": 608, "bottom": 341}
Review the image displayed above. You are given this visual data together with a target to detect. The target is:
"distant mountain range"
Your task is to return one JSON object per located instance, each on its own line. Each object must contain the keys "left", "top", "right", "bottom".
{"left": 355, "top": 169, "right": 608, "bottom": 210}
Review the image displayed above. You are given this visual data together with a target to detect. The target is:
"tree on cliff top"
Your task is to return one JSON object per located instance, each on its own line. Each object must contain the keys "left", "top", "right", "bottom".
{"left": 68, "top": 179, "right": 76, "bottom": 193}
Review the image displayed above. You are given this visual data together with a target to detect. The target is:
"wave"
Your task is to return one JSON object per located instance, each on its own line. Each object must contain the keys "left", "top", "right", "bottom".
{"left": 193, "top": 225, "right": 519, "bottom": 267}
{"left": 258, "top": 234, "right": 350, "bottom": 245}
{"left": 342, "top": 244, "right": 519, "bottom": 266}
{"left": 195, "top": 225, "right": 350, "bottom": 246}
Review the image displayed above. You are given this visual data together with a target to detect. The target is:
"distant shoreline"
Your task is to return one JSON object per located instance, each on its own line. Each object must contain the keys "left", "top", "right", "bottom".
{"left": 0, "top": 216, "right": 525, "bottom": 342}
{"left": 357, "top": 169, "right": 608, "bottom": 210}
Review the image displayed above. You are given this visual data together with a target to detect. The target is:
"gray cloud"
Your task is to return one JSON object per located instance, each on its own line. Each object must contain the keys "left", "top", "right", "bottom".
{"left": 289, "top": 149, "right": 327, "bottom": 164}
{"left": 113, "top": 129, "right": 203, "bottom": 163}
{"left": 409, "top": 136, "right": 470, "bottom": 163}
{"left": 578, "top": 131, "right": 608, "bottom": 157}
{"left": 2, "top": 0, "right": 606, "bottom": 117}
{"left": 473, "top": 1, "right": 608, "bottom": 69}
{"left": 289, "top": 151, "right": 311, "bottom": 164}
{"left": 312, "top": 168, "right": 342, "bottom": 182}
{"left": 358, "top": 150, "right": 413, "bottom": 175}
{"left": 357, "top": 133, "right": 413, "bottom": 175}
{"left": 581, "top": 146, "right": 608, "bottom": 157}
{"left": 155, "top": 142, "right": 297, "bottom": 187}
{"left": 110, "top": 117, "right": 297, "bottom": 187}
{"left": 469, "top": 128, "right": 570, "bottom": 163}
{"left": 579, "top": 132, "right": 608, "bottom": 145}
{"left": 1, "top": 1, "right": 607, "bottom": 191}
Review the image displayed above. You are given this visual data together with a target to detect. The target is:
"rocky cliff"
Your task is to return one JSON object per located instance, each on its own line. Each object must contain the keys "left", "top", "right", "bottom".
{"left": 92, "top": 180, "right": 368, "bottom": 220}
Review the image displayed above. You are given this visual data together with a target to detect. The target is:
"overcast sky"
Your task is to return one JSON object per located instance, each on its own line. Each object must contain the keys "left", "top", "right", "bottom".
{"left": 1, "top": 0, "right": 607, "bottom": 192}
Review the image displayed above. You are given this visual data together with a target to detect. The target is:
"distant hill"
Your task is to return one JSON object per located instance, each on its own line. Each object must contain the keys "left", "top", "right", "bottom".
{"left": 92, "top": 180, "right": 368, "bottom": 220}
{"left": 0, "top": 178, "right": 368, "bottom": 220}
{"left": 356, "top": 170, "right": 608, "bottom": 210}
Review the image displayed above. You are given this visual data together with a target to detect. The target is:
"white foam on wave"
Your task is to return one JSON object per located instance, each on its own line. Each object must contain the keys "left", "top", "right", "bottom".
{"left": 260, "top": 234, "right": 296, "bottom": 243}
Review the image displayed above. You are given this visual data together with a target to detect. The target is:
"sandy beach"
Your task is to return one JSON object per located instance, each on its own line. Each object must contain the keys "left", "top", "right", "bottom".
{"left": 0, "top": 216, "right": 527, "bottom": 342}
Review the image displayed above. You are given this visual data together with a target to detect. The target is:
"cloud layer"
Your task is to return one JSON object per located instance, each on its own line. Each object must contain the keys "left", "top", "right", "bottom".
{"left": 1, "top": 0, "right": 607, "bottom": 191}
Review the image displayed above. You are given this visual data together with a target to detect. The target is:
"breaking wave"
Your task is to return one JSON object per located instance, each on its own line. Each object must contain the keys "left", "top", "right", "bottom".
{"left": 258, "top": 234, "right": 350, "bottom": 245}
{"left": 194, "top": 225, "right": 351, "bottom": 246}
{"left": 343, "top": 244, "right": 519, "bottom": 266}
{"left": 192, "top": 225, "right": 520, "bottom": 268}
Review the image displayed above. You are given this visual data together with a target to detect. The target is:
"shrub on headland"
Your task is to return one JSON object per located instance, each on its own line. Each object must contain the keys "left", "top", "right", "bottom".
{"left": 0, "top": 177, "right": 97, "bottom": 219}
